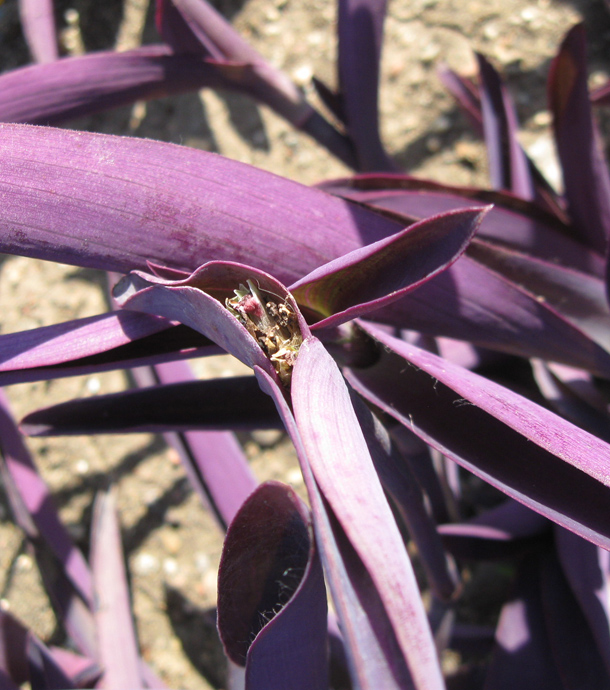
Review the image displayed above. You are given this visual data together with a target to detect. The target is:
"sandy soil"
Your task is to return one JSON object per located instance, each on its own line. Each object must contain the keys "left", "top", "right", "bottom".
{"left": 0, "top": 0, "right": 609, "bottom": 688}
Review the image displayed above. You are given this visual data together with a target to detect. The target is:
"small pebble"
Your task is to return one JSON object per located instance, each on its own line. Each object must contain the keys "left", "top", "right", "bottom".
{"left": 133, "top": 552, "right": 160, "bottom": 575}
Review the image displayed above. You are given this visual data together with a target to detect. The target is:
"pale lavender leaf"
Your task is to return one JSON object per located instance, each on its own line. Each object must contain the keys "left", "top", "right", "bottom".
{"left": 20, "top": 376, "right": 281, "bottom": 436}
{"left": 555, "top": 527, "right": 610, "bottom": 676}
{"left": 348, "top": 323, "right": 610, "bottom": 549}
{"left": 548, "top": 24, "right": 610, "bottom": 254}
{"left": 0, "top": 391, "right": 93, "bottom": 606}
{"left": 337, "top": 0, "right": 394, "bottom": 171}
{"left": 217, "top": 481, "right": 328, "bottom": 689}
{"left": 291, "top": 337, "right": 444, "bottom": 690}
{"left": 290, "top": 207, "right": 487, "bottom": 328}
{"left": 132, "top": 360, "right": 258, "bottom": 528}
{"left": 254, "top": 366, "right": 419, "bottom": 689}
{"left": 0, "top": 124, "right": 394, "bottom": 277}
{"left": 90, "top": 489, "right": 143, "bottom": 689}
{"left": 477, "top": 53, "right": 534, "bottom": 199}
{"left": 19, "top": 0, "right": 58, "bottom": 63}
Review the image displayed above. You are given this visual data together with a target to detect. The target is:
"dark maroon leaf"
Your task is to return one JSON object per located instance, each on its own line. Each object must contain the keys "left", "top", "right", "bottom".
{"left": 217, "top": 482, "right": 328, "bottom": 689}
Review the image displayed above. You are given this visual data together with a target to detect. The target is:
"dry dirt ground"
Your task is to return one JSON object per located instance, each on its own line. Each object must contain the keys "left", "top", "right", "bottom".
{"left": 0, "top": 0, "right": 609, "bottom": 688}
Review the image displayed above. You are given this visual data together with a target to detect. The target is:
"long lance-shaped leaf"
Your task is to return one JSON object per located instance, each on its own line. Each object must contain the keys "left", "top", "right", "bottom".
{"left": 0, "top": 124, "right": 392, "bottom": 278}
{"left": 347, "top": 323, "right": 610, "bottom": 550}
{"left": 21, "top": 376, "right": 281, "bottom": 435}
{"left": 337, "top": 0, "right": 394, "bottom": 171}
{"left": 156, "top": 0, "right": 357, "bottom": 167}
{"left": 348, "top": 391, "right": 459, "bottom": 602}
{"left": 255, "top": 367, "right": 429, "bottom": 690}
{"left": 90, "top": 489, "right": 143, "bottom": 690}
{"left": 437, "top": 499, "right": 550, "bottom": 561}
{"left": 319, "top": 175, "right": 592, "bottom": 272}
{"left": 290, "top": 338, "right": 445, "bottom": 690}
{"left": 131, "top": 360, "right": 258, "bottom": 529}
{"left": 467, "top": 239, "right": 610, "bottom": 352}
{"left": 291, "top": 207, "right": 487, "bottom": 328}
{"left": 477, "top": 53, "right": 534, "bottom": 200}
{"left": 532, "top": 361, "right": 610, "bottom": 442}
{"left": 0, "top": 391, "right": 93, "bottom": 606}
{"left": 0, "top": 46, "right": 267, "bottom": 125}
{"left": 369, "top": 254, "right": 610, "bottom": 378}
{"left": 217, "top": 481, "right": 328, "bottom": 689}
{"left": 438, "top": 64, "right": 563, "bottom": 216}
{"left": 19, "top": 0, "right": 58, "bottom": 64}
{"left": 0, "top": 316, "right": 216, "bottom": 386}
{"left": 548, "top": 24, "right": 610, "bottom": 254}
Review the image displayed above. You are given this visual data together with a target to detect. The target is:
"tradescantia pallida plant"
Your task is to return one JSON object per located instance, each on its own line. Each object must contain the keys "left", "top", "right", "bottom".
{"left": 2, "top": 0, "right": 610, "bottom": 688}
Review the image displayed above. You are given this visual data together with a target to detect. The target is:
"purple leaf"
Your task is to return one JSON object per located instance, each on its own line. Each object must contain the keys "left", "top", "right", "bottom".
{"left": 0, "top": 391, "right": 93, "bottom": 606}
{"left": 347, "top": 323, "right": 610, "bottom": 550}
{"left": 337, "top": 0, "right": 394, "bottom": 171}
{"left": 20, "top": 376, "right": 281, "bottom": 436}
{"left": 19, "top": 0, "right": 58, "bottom": 64}
{"left": 0, "top": 124, "right": 394, "bottom": 277}
{"left": 290, "top": 338, "right": 444, "bottom": 689}
{"left": 468, "top": 239, "right": 610, "bottom": 351}
{"left": 90, "top": 489, "right": 143, "bottom": 689}
{"left": 0, "top": 46, "right": 249, "bottom": 125}
{"left": 438, "top": 499, "right": 550, "bottom": 560}
{"left": 0, "top": 318, "right": 215, "bottom": 386}
{"left": 291, "top": 207, "right": 487, "bottom": 328}
{"left": 27, "top": 637, "right": 74, "bottom": 690}
{"left": 349, "top": 391, "right": 460, "bottom": 601}
{"left": 217, "top": 481, "right": 328, "bottom": 689}
{"left": 319, "top": 175, "right": 593, "bottom": 273}
{"left": 476, "top": 53, "right": 534, "bottom": 199}
{"left": 548, "top": 24, "right": 610, "bottom": 254}
{"left": 369, "top": 255, "right": 610, "bottom": 377}
{"left": 254, "top": 367, "right": 423, "bottom": 689}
